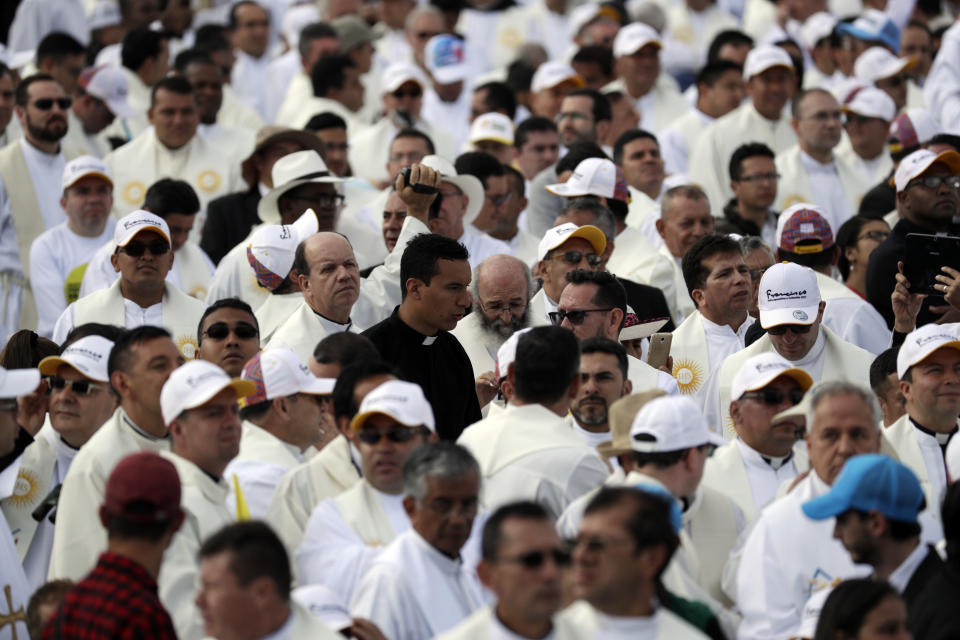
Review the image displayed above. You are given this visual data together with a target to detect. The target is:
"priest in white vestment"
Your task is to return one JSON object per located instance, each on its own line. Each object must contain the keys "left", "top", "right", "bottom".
{"left": 298, "top": 380, "right": 435, "bottom": 600}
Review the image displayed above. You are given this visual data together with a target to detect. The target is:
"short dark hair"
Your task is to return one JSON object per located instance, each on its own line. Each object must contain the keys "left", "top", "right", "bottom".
{"left": 455, "top": 151, "right": 504, "bottom": 189}
{"left": 311, "top": 54, "right": 354, "bottom": 98}
{"left": 105, "top": 501, "right": 174, "bottom": 541}
{"left": 502, "top": 164, "right": 525, "bottom": 197}
{"left": 144, "top": 178, "right": 200, "bottom": 218}
{"left": 36, "top": 32, "right": 84, "bottom": 65}
{"left": 239, "top": 398, "right": 273, "bottom": 421}
{"left": 706, "top": 30, "right": 754, "bottom": 63}
{"left": 15, "top": 74, "right": 57, "bottom": 107}
{"left": 62, "top": 323, "right": 125, "bottom": 350}
{"left": 556, "top": 142, "right": 607, "bottom": 175}
{"left": 474, "top": 81, "right": 517, "bottom": 120}
{"left": 777, "top": 245, "right": 837, "bottom": 272}
{"left": 815, "top": 579, "right": 900, "bottom": 640}
{"left": 565, "top": 269, "right": 627, "bottom": 323}
{"left": 515, "top": 116, "right": 557, "bottom": 149}
{"left": 729, "top": 142, "right": 775, "bottom": 182}
{"left": 197, "top": 299, "right": 258, "bottom": 346}
{"left": 580, "top": 336, "right": 628, "bottom": 380}
{"left": 332, "top": 360, "right": 396, "bottom": 421}
{"left": 107, "top": 326, "right": 172, "bottom": 380}
{"left": 0, "top": 63, "right": 13, "bottom": 85}
{"left": 481, "top": 501, "right": 551, "bottom": 561}
{"left": 150, "top": 75, "right": 193, "bottom": 107}
{"left": 313, "top": 332, "right": 379, "bottom": 365}
{"left": 505, "top": 60, "right": 535, "bottom": 93}
{"left": 299, "top": 22, "right": 338, "bottom": 59}
{"left": 583, "top": 487, "right": 679, "bottom": 572}
{"left": 927, "top": 133, "right": 960, "bottom": 153}
{"left": 198, "top": 521, "right": 291, "bottom": 601}
{"left": 194, "top": 25, "right": 231, "bottom": 54}
{"left": 696, "top": 60, "right": 743, "bottom": 87}
{"left": 564, "top": 88, "right": 611, "bottom": 123}
{"left": 513, "top": 326, "right": 580, "bottom": 404}
{"left": 869, "top": 347, "right": 899, "bottom": 393}
{"left": 843, "top": 509, "right": 922, "bottom": 541}
{"left": 122, "top": 27, "right": 166, "bottom": 72}
{"left": 0, "top": 330, "right": 58, "bottom": 370}
{"left": 173, "top": 49, "right": 217, "bottom": 74}
{"left": 682, "top": 234, "right": 743, "bottom": 302}
{"left": 392, "top": 128, "right": 436, "bottom": 155}
{"left": 27, "top": 579, "right": 74, "bottom": 639}
{"left": 613, "top": 129, "right": 658, "bottom": 165}
{"left": 229, "top": 1, "right": 267, "bottom": 30}
{"left": 835, "top": 216, "right": 881, "bottom": 280}
{"left": 399, "top": 233, "right": 469, "bottom": 301}
{"left": 304, "top": 111, "right": 347, "bottom": 132}
{"left": 572, "top": 45, "right": 614, "bottom": 80}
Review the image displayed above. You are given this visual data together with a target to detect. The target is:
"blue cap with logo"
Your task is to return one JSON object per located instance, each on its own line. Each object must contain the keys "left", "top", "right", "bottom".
{"left": 802, "top": 454, "right": 925, "bottom": 522}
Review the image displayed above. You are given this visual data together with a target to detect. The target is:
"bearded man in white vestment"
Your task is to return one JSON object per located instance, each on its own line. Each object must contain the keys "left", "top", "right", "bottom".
{"left": 297, "top": 380, "right": 436, "bottom": 601}
{"left": 350, "top": 442, "right": 485, "bottom": 639}
{"left": 156, "top": 360, "right": 255, "bottom": 640}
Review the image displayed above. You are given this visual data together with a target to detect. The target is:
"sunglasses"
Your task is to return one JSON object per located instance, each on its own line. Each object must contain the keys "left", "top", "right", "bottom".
{"left": 0, "top": 399, "right": 17, "bottom": 412}
{"left": 202, "top": 322, "right": 258, "bottom": 340}
{"left": 355, "top": 426, "right": 427, "bottom": 445}
{"left": 393, "top": 87, "right": 423, "bottom": 99}
{"left": 32, "top": 97, "right": 72, "bottom": 110}
{"left": 740, "top": 388, "right": 805, "bottom": 406}
{"left": 119, "top": 240, "right": 170, "bottom": 257}
{"left": 501, "top": 548, "right": 571, "bottom": 569}
{"left": 548, "top": 308, "right": 613, "bottom": 326}
{"left": 44, "top": 376, "right": 106, "bottom": 396}
{"left": 552, "top": 250, "right": 603, "bottom": 267}
{"left": 908, "top": 176, "right": 960, "bottom": 190}
{"left": 766, "top": 323, "right": 813, "bottom": 335}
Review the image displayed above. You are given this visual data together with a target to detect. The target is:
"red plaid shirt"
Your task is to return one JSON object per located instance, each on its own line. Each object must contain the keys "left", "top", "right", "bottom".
{"left": 42, "top": 552, "right": 178, "bottom": 640}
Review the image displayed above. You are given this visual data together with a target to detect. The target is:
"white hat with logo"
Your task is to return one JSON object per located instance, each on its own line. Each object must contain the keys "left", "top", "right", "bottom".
{"left": 161, "top": 360, "right": 256, "bottom": 426}
{"left": 536, "top": 222, "right": 607, "bottom": 262}
{"left": 61, "top": 155, "right": 113, "bottom": 191}
{"left": 350, "top": 379, "right": 436, "bottom": 432}
{"left": 742, "top": 44, "right": 794, "bottom": 80}
{"left": 730, "top": 352, "right": 813, "bottom": 402}
{"left": 246, "top": 210, "right": 319, "bottom": 291}
{"left": 896, "top": 323, "right": 960, "bottom": 379}
{"left": 469, "top": 112, "right": 514, "bottom": 146}
{"left": 893, "top": 149, "right": 960, "bottom": 193}
{"left": 38, "top": 335, "right": 115, "bottom": 382}
{"left": 613, "top": 22, "right": 662, "bottom": 58}
{"left": 114, "top": 210, "right": 171, "bottom": 247}
{"left": 424, "top": 34, "right": 469, "bottom": 84}
{"left": 758, "top": 262, "right": 821, "bottom": 329}
{"left": 240, "top": 348, "right": 335, "bottom": 406}
{"left": 629, "top": 396, "right": 724, "bottom": 452}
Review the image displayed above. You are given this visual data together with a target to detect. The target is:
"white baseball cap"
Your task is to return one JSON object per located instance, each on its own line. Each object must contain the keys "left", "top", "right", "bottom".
{"left": 382, "top": 61, "right": 429, "bottom": 94}
{"left": 568, "top": 3, "right": 602, "bottom": 40}
{"left": 896, "top": 323, "right": 960, "bottom": 379}
{"left": 88, "top": 0, "right": 121, "bottom": 30}
{"left": 350, "top": 379, "right": 436, "bottom": 432}
{"left": 38, "top": 335, "right": 115, "bottom": 382}
{"left": 536, "top": 222, "right": 607, "bottom": 262}
{"left": 424, "top": 34, "right": 469, "bottom": 84}
{"left": 629, "top": 396, "right": 724, "bottom": 452}
{"left": 0, "top": 366, "right": 41, "bottom": 399}
{"left": 613, "top": 22, "right": 661, "bottom": 58}
{"left": 842, "top": 86, "right": 896, "bottom": 122}
{"left": 81, "top": 65, "right": 137, "bottom": 119}
{"left": 246, "top": 210, "right": 319, "bottom": 291}
{"left": 61, "top": 155, "right": 112, "bottom": 191}
{"left": 421, "top": 154, "right": 484, "bottom": 225}
{"left": 240, "top": 348, "right": 335, "bottom": 407}
{"left": 495, "top": 327, "right": 533, "bottom": 379}
{"left": 469, "top": 112, "right": 514, "bottom": 146}
{"left": 730, "top": 352, "right": 813, "bottom": 402}
{"left": 160, "top": 360, "right": 256, "bottom": 426}
{"left": 114, "top": 210, "right": 171, "bottom": 247}
{"left": 743, "top": 44, "right": 794, "bottom": 80}
{"left": 799, "top": 12, "right": 837, "bottom": 50}
{"left": 531, "top": 61, "right": 584, "bottom": 93}
{"left": 546, "top": 158, "right": 616, "bottom": 198}
{"left": 758, "top": 262, "right": 821, "bottom": 329}
{"left": 893, "top": 148, "right": 960, "bottom": 193}
{"left": 854, "top": 46, "right": 916, "bottom": 83}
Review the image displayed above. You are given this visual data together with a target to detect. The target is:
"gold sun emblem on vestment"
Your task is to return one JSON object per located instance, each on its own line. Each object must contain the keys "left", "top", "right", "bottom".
{"left": 672, "top": 359, "right": 704, "bottom": 394}
{"left": 9, "top": 469, "right": 40, "bottom": 509}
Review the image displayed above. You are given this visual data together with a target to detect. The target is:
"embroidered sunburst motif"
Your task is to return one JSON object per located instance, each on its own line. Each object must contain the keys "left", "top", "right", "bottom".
{"left": 723, "top": 415, "right": 736, "bottom": 440}
{"left": 9, "top": 468, "right": 40, "bottom": 509}
{"left": 672, "top": 359, "right": 704, "bottom": 394}
{"left": 177, "top": 335, "right": 199, "bottom": 360}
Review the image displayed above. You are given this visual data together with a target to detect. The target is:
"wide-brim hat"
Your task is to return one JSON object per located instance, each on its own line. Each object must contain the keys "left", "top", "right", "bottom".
{"left": 257, "top": 150, "right": 346, "bottom": 225}
{"left": 241, "top": 126, "right": 326, "bottom": 189}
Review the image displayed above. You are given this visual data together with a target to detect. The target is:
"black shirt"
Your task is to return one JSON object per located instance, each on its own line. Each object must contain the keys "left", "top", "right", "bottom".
{"left": 363, "top": 307, "right": 481, "bottom": 441}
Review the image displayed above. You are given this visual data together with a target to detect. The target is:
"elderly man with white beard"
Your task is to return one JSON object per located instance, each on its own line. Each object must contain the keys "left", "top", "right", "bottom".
{"left": 451, "top": 254, "right": 535, "bottom": 383}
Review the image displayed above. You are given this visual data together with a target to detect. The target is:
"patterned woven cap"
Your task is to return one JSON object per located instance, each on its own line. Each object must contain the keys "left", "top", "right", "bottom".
{"left": 246, "top": 245, "right": 286, "bottom": 291}
{"left": 239, "top": 352, "right": 268, "bottom": 407}
{"left": 613, "top": 166, "right": 632, "bottom": 204}
{"left": 778, "top": 207, "right": 833, "bottom": 254}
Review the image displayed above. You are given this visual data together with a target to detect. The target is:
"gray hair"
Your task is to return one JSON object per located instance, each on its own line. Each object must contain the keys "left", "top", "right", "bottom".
{"left": 806, "top": 381, "right": 881, "bottom": 432}
{"left": 559, "top": 197, "right": 616, "bottom": 241}
{"left": 404, "top": 6, "right": 443, "bottom": 32}
{"left": 402, "top": 442, "right": 481, "bottom": 503}
{"left": 738, "top": 235, "right": 774, "bottom": 260}
{"left": 470, "top": 254, "right": 536, "bottom": 302}
{"left": 661, "top": 185, "right": 708, "bottom": 219}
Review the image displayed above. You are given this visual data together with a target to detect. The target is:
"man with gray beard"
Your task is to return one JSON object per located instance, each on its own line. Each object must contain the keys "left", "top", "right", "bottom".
{"left": 451, "top": 254, "right": 535, "bottom": 404}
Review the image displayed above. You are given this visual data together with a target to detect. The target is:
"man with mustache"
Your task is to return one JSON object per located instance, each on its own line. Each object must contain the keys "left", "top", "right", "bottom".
{"left": 569, "top": 337, "right": 632, "bottom": 450}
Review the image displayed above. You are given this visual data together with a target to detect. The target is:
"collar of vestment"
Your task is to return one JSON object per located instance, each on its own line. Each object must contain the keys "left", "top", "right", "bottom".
{"left": 312, "top": 309, "right": 352, "bottom": 335}
{"left": 411, "top": 528, "right": 464, "bottom": 571}
{"left": 121, "top": 410, "right": 168, "bottom": 442}
{"left": 908, "top": 417, "right": 957, "bottom": 446}
{"left": 386, "top": 306, "right": 440, "bottom": 345}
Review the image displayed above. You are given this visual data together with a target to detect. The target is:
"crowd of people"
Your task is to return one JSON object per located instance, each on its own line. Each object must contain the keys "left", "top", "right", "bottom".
{"left": 1, "top": 0, "right": 960, "bottom": 638}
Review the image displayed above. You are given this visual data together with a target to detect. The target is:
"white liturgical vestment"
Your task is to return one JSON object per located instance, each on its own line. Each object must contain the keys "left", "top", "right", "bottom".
{"left": 350, "top": 529, "right": 485, "bottom": 640}
{"left": 223, "top": 421, "right": 305, "bottom": 520}
{"left": 774, "top": 146, "right": 870, "bottom": 231}
{"left": 669, "top": 310, "right": 749, "bottom": 399}
{"left": 450, "top": 310, "right": 503, "bottom": 379}
{"left": 0, "top": 458, "right": 30, "bottom": 640}
{"left": 557, "top": 601, "right": 710, "bottom": 639}
{"left": 436, "top": 605, "right": 585, "bottom": 640}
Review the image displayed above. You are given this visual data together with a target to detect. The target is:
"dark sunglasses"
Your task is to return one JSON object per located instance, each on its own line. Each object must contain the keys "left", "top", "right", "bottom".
{"left": 552, "top": 250, "right": 602, "bottom": 267}
{"left": 909, "top": 176, "right": 960, "bottom": 190}
{"left": 766, "top": 323, "right": 813, "bottom": 336}
{"left": 202, "top": 322, "right": 258, "bottom": 340}
{"left": 119, "top": 240, "right": 170, "bottom": 257}
{"left": 32, "top": 97, "right": 72, "bottom": 110}
{"left": 393, "top": 87, "right": 423, "bottom": 99}
{"left": 44, "top": 376, "right": 106, "bottom": 396}
{"left": 548, "top": 308, "right": 613, "bottom": 326}
{"left": 501, "top": 549, "right": 571, "bottom": 569}
{"left": 356, "top": 426, "right": 427, "bottom": 445}
{"left": 740, "top": 388, "right": 805, "bottom": 406}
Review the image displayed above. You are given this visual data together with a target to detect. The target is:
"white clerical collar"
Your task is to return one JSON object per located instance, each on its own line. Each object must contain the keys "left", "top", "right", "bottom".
{"left": 313, "top": 312, "right": 352, "bottom": 335}
{"left": 257, "top": 608, "right": 294, "bottom": 640}
{"left": 886, "top": 541, "right": 928, "bottom": 594}
{"left": 701, "top": 313, "right": 749, "bottom": 339}
{"left": 735, "top": 437, "right": 794, "bottom": 471}
{"left": 799, "top": 149, "right": 838, "bottom": 174}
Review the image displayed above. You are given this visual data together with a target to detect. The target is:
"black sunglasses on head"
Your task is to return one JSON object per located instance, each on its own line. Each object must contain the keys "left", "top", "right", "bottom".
{"left": 202, "top": 322, "right": 259, "bottom": 340}
{"left": 501, "top": 548, "right": 571, "bottom": 569}
{"left": 766, "top": 323, "right": 812, "bottom": 336}
{"left": 119, "top": 240, "right": 170, "bottom": 257}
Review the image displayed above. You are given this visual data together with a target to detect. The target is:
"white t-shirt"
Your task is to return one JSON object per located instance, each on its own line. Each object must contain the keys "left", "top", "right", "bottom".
{"left": 29, "top": 220, "right": 116, "bottom": 338}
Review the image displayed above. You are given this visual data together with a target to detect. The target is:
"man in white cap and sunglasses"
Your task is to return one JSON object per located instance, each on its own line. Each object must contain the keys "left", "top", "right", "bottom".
{"left": 2, "top": 334, "right": 117, "bottom": 589}
{"left": 701, "top": 261, "right": 873, "bottom": 435}
{"left": 529, "top": 222, "right": 608, "bottom": 327}
{"left": 155, "top": 359, "right": 255, "bottom": 640}
{"left": 297, "top": 379, "right": 435, "bottom": 602}
{"left": 51, "top": 210, "right": 205, "bottom": 360}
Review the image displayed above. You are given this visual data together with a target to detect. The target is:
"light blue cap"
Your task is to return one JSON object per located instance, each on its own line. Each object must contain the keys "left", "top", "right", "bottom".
{"left": 802, "top": 454, "right": 924, "bottom": 522}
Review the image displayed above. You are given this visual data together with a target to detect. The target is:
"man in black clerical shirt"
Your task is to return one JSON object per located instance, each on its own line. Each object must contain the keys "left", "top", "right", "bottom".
{"left": 363, "top": 234, "right": 481, "bottom": 441}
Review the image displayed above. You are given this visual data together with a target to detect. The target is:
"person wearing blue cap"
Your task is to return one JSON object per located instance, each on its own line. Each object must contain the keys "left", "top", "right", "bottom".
{"left": 802, "top": 454, "right": 947, "bottom": 637}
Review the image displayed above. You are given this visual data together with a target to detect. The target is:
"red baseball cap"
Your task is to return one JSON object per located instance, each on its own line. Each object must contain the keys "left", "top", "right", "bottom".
{"left": 103, "top": 452, "right": 182, "bottom": 524}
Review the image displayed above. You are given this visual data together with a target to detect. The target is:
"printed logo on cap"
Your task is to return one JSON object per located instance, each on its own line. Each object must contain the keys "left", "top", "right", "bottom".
{"left": 765, "top": 287, "right": 808, "bottom": 301}
{"left": 793, "top": 310, "right": 808, "bottom": 321}
{"left": 432, "top": 37, "right": 464, "bottom": 68}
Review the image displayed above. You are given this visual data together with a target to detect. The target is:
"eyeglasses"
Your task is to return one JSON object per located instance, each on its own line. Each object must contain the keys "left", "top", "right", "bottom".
{"left": 488, "top": 192, "right": 513, "bottom": 207}
{"left": 551, "top": 251, "right": 603, "bottom": 267}
{"left": 32, "top": 97, "right": 72, "bottom": 111}
{"left": 738, "top": 173, "right": 780, "bottom": 183}
{"left": 355, "top": 426, "right": 427, "bottom": 445}
{"left": 0, "top": 399, "right": 17, "bottom": 412}
{"left": 548, "top": 308, "right": 613, "bottom": 326}
{"left": 415, "top": 31, "right": 441, "bottom": 41}
{"left": 857, "top": 230, "right": 890, "bottom": 242}
{"left": 803, "top": 110, "right": 843, "bottom": 123}
{"left": 118, "top": 240, "right": 170, "bottom": 257}
{"left": 289, "top": 193, "right": 345, "bottom": 208}
{"left": 748, "top": 266, "right": 770, "bottom": 281}
{"left": 570, "top": 535, "right": 633, "bottom": 554}
{"left": 393, "top": 87, "right": 423, "bottom": 99}
{"left": 739, "top": 388, "right": 805, "bottom": 406}
{"left": 480, "top": 300, "right": 526, "bottom": 316}
{"left": 44, "top": 376, "right": 106, "bottom": 396}
{"left": 202, "top": 322, "right": 259, "bottom": 340}
{"left": 908, "top": 176, "right": 960, "bottom": 190}
{"left": 766, "top": 323, "right": 813, "bottom": 335}
{"left": 555, "top": 111, "right": 591, "bottom": 123}
{"left": 500, "top": 548, "right": 571, "bottom": 569}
